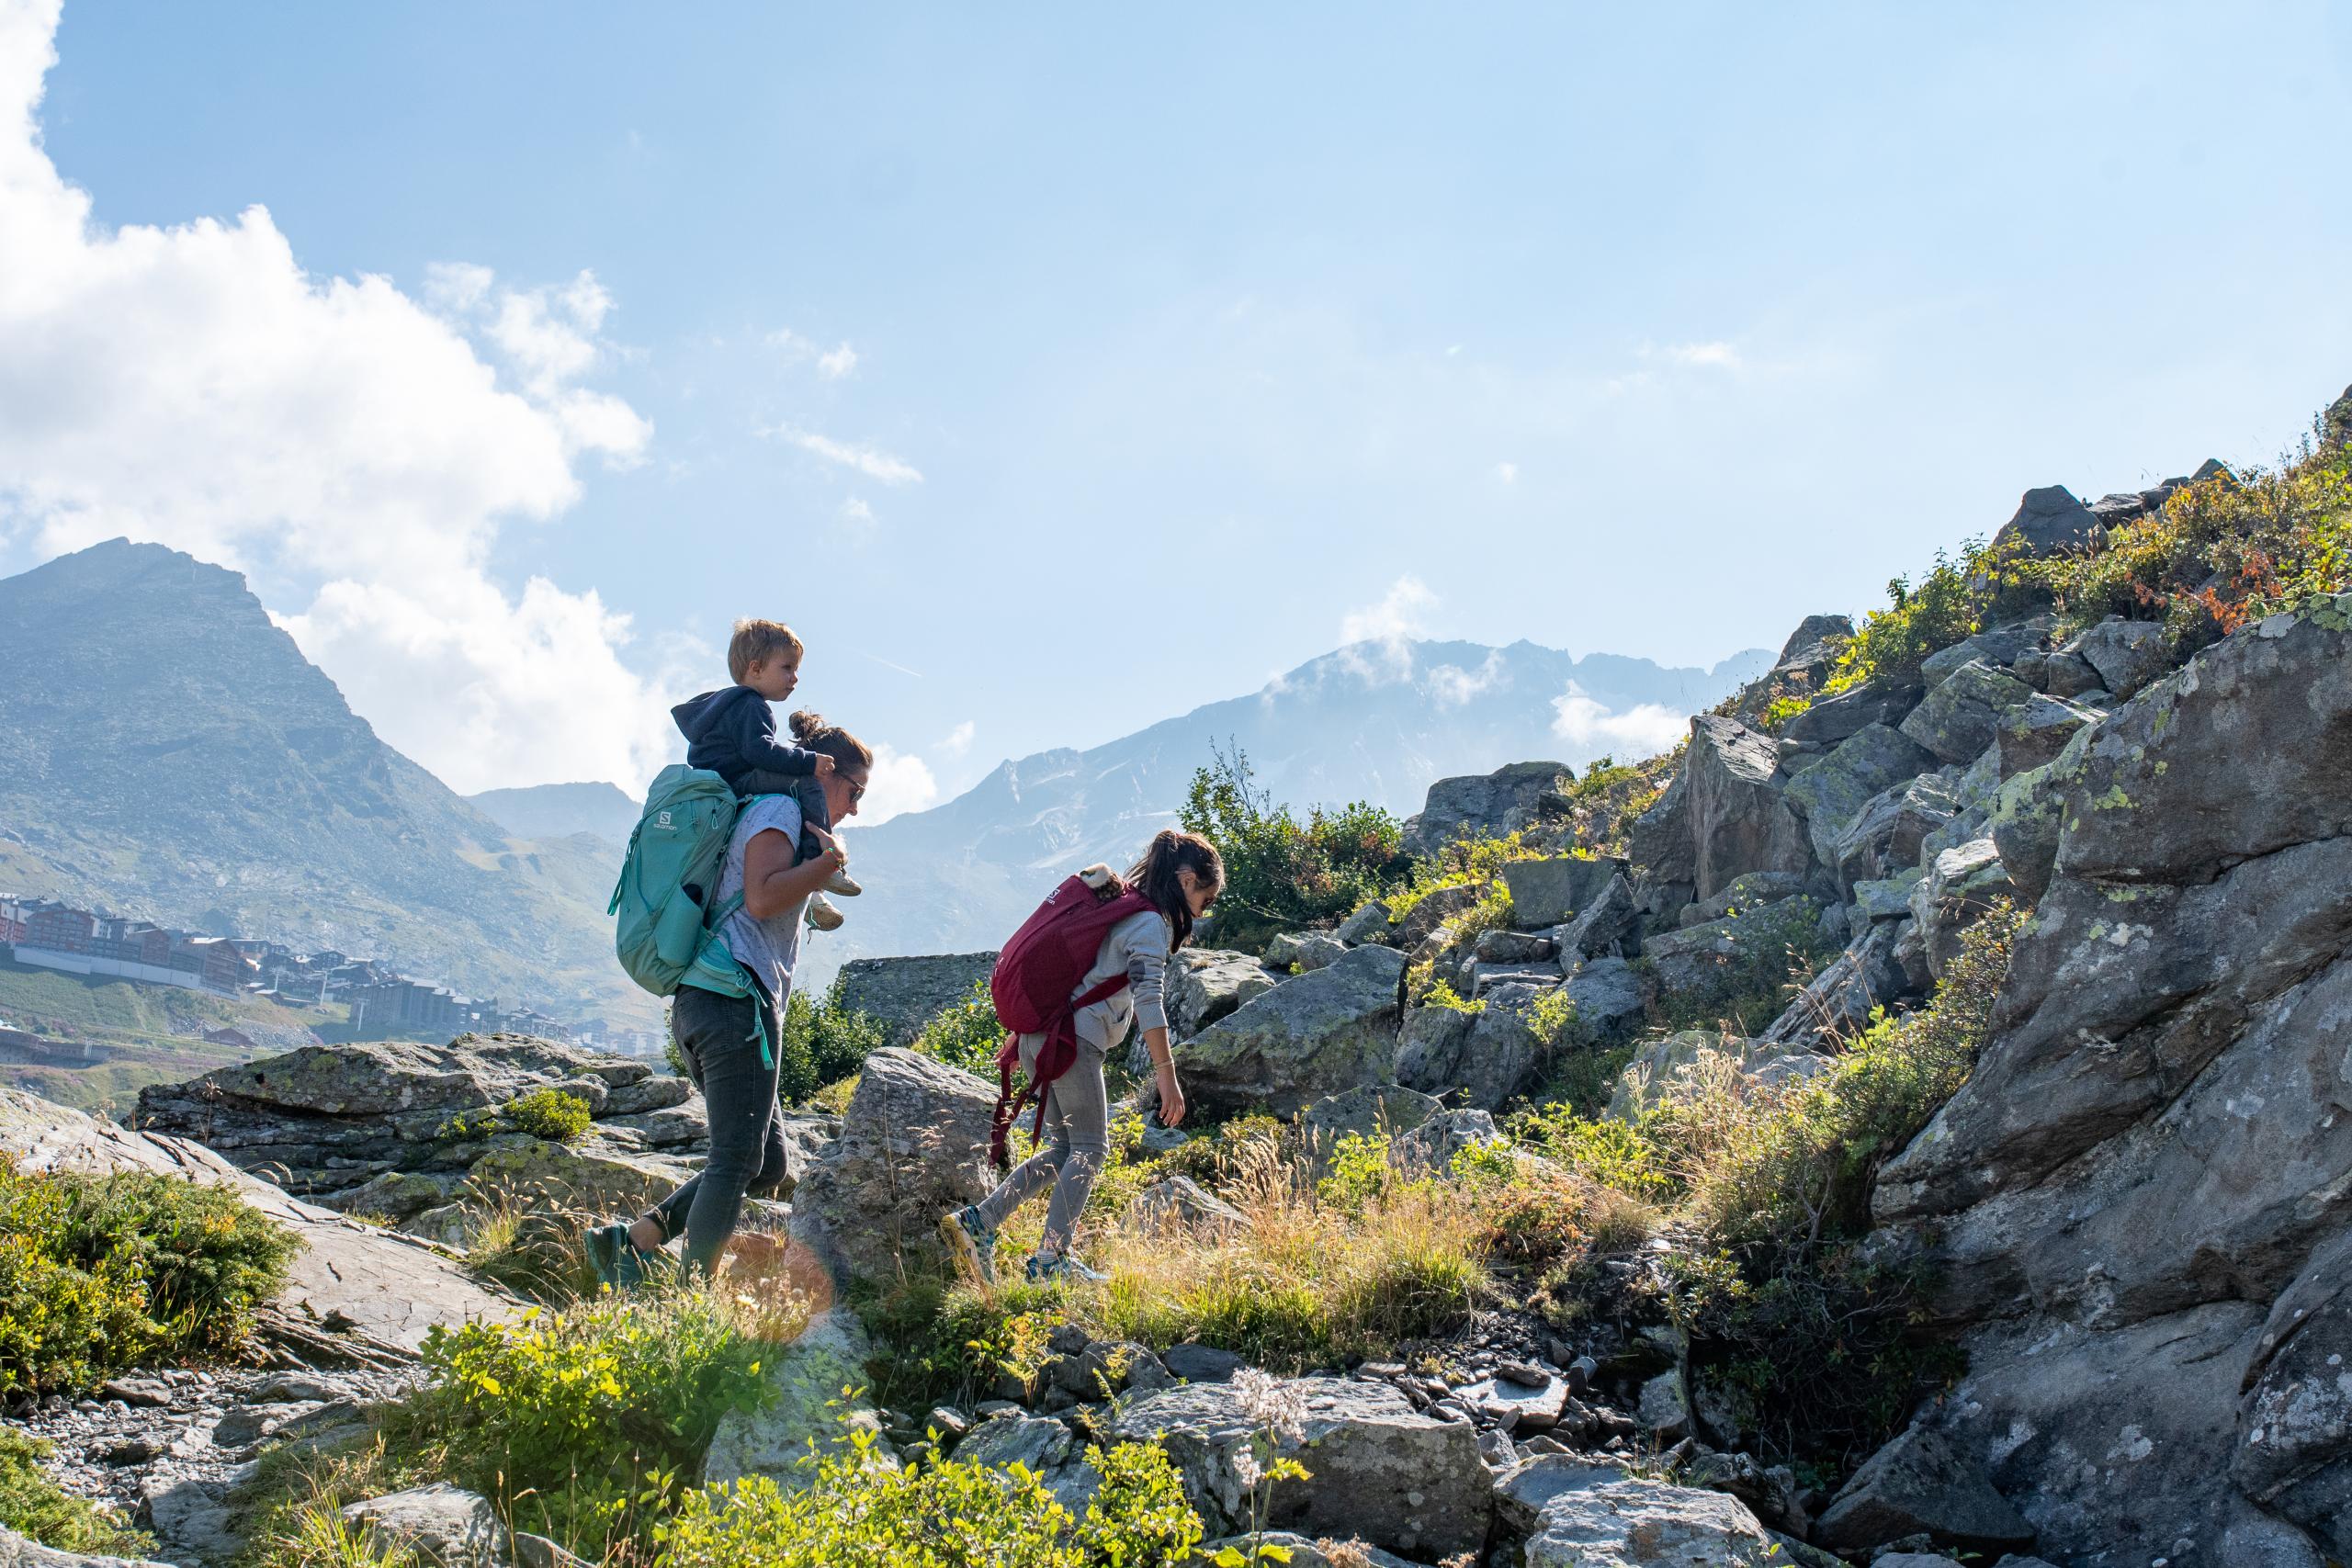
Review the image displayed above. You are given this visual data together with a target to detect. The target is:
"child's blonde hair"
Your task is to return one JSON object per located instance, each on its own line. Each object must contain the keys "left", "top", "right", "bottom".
{"left": 728, "top": 618, "right": 804, "bottom": 684}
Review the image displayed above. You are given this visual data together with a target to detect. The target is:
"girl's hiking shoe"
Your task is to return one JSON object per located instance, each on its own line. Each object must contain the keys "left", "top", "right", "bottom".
{"left": 807, "top": 895, "right": 846, "bottom": 932}
{"left": 583, "top": 1222, "right": 649, "bottom": 1291}
{"left": 1024, "top": 1252, "right": 1107, "bottom": 1284}
{"left": 939, "top": 1206, "right": 995, "bottom": 1283}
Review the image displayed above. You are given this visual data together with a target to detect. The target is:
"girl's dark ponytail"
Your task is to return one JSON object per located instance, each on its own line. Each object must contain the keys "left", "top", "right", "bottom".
{"left": 1123, "top": 828, "right": 1225, "bottom": 951}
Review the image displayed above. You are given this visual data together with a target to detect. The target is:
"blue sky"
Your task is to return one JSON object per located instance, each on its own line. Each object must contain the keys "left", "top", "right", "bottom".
{"left": 4, "top": 0, "right": 2347, "bottom": 811}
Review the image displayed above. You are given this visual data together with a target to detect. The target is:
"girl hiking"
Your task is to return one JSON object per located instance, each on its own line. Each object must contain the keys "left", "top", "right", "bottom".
{"left": 940, "top": 829, "right": 1223, "bottom": 1284}
{"left": 586, "top": 711, "right": 873, "bottom": 1287}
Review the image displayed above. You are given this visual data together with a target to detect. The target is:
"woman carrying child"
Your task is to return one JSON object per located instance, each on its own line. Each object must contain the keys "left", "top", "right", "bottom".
{"left": 585, "top": 711, "right": 873, "bottom": 1286}
{"left": 940, "top": 829, "right": 1222, "bottom": 1284}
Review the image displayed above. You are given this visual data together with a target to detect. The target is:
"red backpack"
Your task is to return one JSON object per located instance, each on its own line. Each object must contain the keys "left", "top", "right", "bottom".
{"left": 987, "top": 874, "right": 1157, "bottom": 1169}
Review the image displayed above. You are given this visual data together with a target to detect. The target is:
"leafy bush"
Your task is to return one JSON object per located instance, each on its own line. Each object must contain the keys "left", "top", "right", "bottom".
{"left": 1551, "top": 750, "right": 1681, "bottom": 858}
{"left": 775, "top": 980, "right": 888, "bottom": 1105}
{"left": 391, "top": 1286, "right": 785, "bottom": 1555}
{"left": 0, "top": 1427, "right": 154, "bottom": 1557}
{"left": 1383, "top": 830, "right": 1538, "bottom": 926}
{"left": 910, "top": 979, "right": 1005, "bottom": 1078}
{"left": 502, "top": 1089, "right": 592, "bottom": 1143}
{"left": 1181, "top": 743, "right": 1410, "bottom": 951}
{"left": 2027, "top": 445, "right": 2349, "bottom": 650}
{"left": 655, "top": 1430, "right": 1203, "bottom": 1567}
{"left": 0, "top": 1162, "right": 299, "bottom": 1392}
{"left": 1824, "top": 544, "right": 1995, "bottom": 693}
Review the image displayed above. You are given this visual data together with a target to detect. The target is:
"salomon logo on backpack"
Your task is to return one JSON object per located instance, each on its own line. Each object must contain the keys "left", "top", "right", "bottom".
{"left": 607, "top": 765, "right": 746, "bottom": 998}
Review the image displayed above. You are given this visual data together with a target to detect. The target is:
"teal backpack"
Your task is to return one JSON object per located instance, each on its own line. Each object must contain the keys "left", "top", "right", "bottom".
{"left": 607, "top": 765, "right": 759, "bottom": 1012}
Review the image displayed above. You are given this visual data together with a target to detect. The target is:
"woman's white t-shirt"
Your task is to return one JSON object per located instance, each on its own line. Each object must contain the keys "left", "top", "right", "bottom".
{"left": 711, "top": 795, "right": 808, "bottom": 1004}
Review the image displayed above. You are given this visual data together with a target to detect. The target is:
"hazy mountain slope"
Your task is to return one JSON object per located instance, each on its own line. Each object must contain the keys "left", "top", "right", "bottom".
{"left": 818, "top": 637, "right": 1767, "bottom": 975}
{"left": 466, "top": 782, "right": 638, "bottom": 847}
{"left": 0, "top": 540, "right": 645, "bottom": 1024}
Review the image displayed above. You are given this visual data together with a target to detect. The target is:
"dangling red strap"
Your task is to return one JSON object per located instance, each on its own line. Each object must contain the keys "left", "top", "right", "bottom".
{"left": 986, "top": 971, "right": 1136, "bottom": 1172}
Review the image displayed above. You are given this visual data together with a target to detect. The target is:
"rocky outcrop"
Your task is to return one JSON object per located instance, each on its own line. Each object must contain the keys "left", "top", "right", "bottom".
{"left": 832, "top": 951, "right": 997, "bottom": 1046}
{"left": 1403, "top": 761, "right": 1571, "bottom": 856}
{"left": 787, "top": 1048, "right": 996, "bottom": 1288}
{"left": 1683, "top": 716, "right": 1812, "bottom": 900}
{"left": 1167, "top": 949, "right": 1279, "bottom": 1038}
{"left": 1864, "top": 602, "right": 2352, "bottom": 1562}
{"left": 1518, "top": 1469, "right": 1776, "bottom": 1566}
{"left": 1178, "top": 945, "right": 1405, "bottom": 1118}
{"left": 1110, "top": 1377, "right": 1491, "bottom": 1558}
{"left": 1395, "top": 984, "right": 1550, "bottom": 1111}
{"left": 1500, "top": 854, "right": 1627, "bottom": 929}
{"left": 132, "top": 1035, "right": 702, "bottom": 1238}
{"left": 1988, "top": 484, "right": 2098, "bottom": 558}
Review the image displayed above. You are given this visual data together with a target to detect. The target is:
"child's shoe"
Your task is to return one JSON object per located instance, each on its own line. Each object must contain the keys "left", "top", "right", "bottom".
{"left": 825, "top": 868, "right": 864, "bottom": 897}
{"left": 1023, "top": 1251, "right": 1107, "bottom": 1284}
{"left": 807, "top": 895, "right": 845, "bottom": 932}
{"left": 939, "top": 1205, "right": 996, "bottom": 1284}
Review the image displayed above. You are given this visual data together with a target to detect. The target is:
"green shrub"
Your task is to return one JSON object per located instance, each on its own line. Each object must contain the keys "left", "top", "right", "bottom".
{"left": 1551, "top": 750, "right": 1680, "bottom": 858}
{"left": 1181, "top": 743, "right": 1410, "bottom": 951}
{"left": 390, "top": 1287, "right": 778, "bottom": 1556}
{"left": 910, "top": 979, "right": 1005, "bottom": 1078}
{"left": 1314, "top": 1131, "right": 1393, "bottom": 1208}
{"left": 502, "top": 1089, "right": 592, "bottom": 1143}
{"left": 1825, "top": 544, "right": 1993, "bottom": 693}
{"left": 655, "top": 1430, "right": 1203, "bottom": 1567}
{"left": 2027, "top": 445, "right": 2349, "bottom": 650}
{"left": 0, "top": 1427, "right": 154, "bottom": 1557}
{"left": 775, "top": 980, "right": 888, "bottom": 1104}
{"left": 0, "top": 1163, "right": 299, "bottom": 1393}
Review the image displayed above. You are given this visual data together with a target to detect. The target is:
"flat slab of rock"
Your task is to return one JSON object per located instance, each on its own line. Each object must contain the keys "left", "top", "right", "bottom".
{"left": 0, "top": 1526, "right": 175, "bottom": 1567}
{"left": 341, "top": 1484, "right": 501, "bottom": 1568}
{"left": 1111, "top": 1375, "right": 1491, "bottom": 1558}
{"left": 1521, "top": 1473, "right": 1777, "bottom": 1566}
{"left": 832, "top": 951, "right": 998, "bottom": 1047}
{"left": 1815, "top": 1425, "right": 2036, "bottom": 1553}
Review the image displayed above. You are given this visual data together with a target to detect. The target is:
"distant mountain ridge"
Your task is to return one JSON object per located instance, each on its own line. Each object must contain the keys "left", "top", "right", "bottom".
{"left": 0, "top": 540, "right": 642, "bottom": 1024}
{"left": 466, "top": 783, "right": 639, "bottom": 847}
{"left": 813, "top": 636, "right": 1769, "bottom": 979}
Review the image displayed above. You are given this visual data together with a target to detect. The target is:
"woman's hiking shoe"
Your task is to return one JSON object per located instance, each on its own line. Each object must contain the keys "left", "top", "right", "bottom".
{"left": 1024, "top": 1252, "right": 1106, "bottom": 1285}
{"left": 807, "top": 895, "right": 846, "bottom": 932}
{"left": 582, "top": 1222, "right": 648, "bottom": 1291}
{"left": 825, "top": 869, "right": 864, "bottom": 897}
{"left": 939, "top": 1206, "right": 995, "bottom": 1283}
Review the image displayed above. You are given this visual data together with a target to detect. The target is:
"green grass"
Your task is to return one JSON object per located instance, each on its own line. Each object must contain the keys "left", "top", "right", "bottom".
{"left": 0, "top": 953, "right": 322, "bottom": 1049}
{"left": 0, "top": 1427, "right": 155, "bottom": 1557}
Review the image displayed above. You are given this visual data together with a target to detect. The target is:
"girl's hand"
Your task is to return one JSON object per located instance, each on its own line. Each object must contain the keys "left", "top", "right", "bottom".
{"left": 814, "top": 754, "right": 837, "bottom": 779}
{"left": 1154, "top": 1066, "right": 1186, "bottom": 1128}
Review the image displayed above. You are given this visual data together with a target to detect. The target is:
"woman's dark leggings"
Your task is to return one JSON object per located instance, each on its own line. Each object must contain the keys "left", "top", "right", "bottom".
{"left": 640, "top": 983, "right": 790, "bottom": 1278}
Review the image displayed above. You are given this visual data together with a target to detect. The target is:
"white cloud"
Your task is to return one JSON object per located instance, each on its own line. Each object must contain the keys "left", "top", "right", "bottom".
{"left": 1428, "top": 649, "right": 1507, "bottom": 706}
{"left": 0, "top": 0, "right": 665, "bottom": 795}
{"left": 840, "top": 496, "right": 876, "bottom": 527}
{"left": 847, "top": 741, "right": 940, "bottom": 827}
{"left": 766, "top": 424, "right": 923, "bottom": 486}
{"left": 1494, "top": 461, "right": 1519, "bottom": 483}
{"left": 937, "top": 719, "right": 976, "bottom": 759}
{"left": 767, "top": 327, "right": 858, "bottom": 379}
{"left": 1661, "top": 340, "right": 1742, "bottom": 369}
{"left": 1337, "top": 575, "right": 1435, "bottom": 682}
{"left": 1550, "top": 682, "right": 1690, "bottom": 758}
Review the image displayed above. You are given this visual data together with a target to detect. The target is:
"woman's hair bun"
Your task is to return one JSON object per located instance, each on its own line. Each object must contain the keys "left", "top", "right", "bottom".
{"left": 786, "top": 709, "right": 827, "bottom": 739}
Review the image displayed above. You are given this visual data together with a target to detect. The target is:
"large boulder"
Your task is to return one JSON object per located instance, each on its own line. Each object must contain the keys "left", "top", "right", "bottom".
{"left": 1897, "top": 660, "right": 2034, "bottom": 764}
{"left": 1814, "top": 1427, "right": 2035, "bottom": 1554}
{"left": 1166, "top": 950, "right": 1278, "bottom": 1040}
{"left": 1403, "top": 761, "right": 1571, "bottom": 856}
{"left": 340, "top": 1485, "right": 502, "bottom": 1568}
{"left": 831, "top": 952, "right": 998, "bottom": 1047}
{"left": 1394, "top": 982, "right": 1551, "bottom": 1111}
{"left": 1110, "top": 1376, "right": 1492, "bottom": 1558}
{"left": 1298, "top": 1083, "right": 1441, "bottom": 1148}
{"left": 1828, "top": 773, "right": 1957, "bottom": 894}
{"left": 2067, "top": 617, "right": 2172, "bottom": 700}
{"left": 1628, "top": 771, "right": 1697, "bottom": 891}
{"left": 2233, "top": 1235, "right": 2352, "bottom": 1554}
{"left": 1992, "top": 692, "right": 2099, "bottom": 778}
{"left": 1684, "top": 716, "right": 1812, "bottom": 900}
{"left": 787, "top": 1048, "right": 996, "bottom": 1287}
{"left": 1905, "top": 838, "right": 2015, "bottom": 979}
{"left": 1520, "top": 1472, "right": 1776, "bottom": 1566}
{"left": 704, "top": 1309, "right": 886, "bottom": 1487}
{"left": 0, "top": 1528, "right": 174, "bottom": 1567}
{"left": 1989, "top": 484, "right": 2098, "bottom": 558}
{"left": 1781, "top": 681, "right": 1923, "bottom": 748}
{"left": 1179, "top": 945, "right": 1406, "bottom": 1118}
{"left": 1500, "top": 854, "right": 1627, "bottom": 929}
{"left": 1783, "top": 723, "right": 1937, "bottom": 877}
{"left": 1551, "top": 873, "right": 1641, "bottom": 960}
{"left": 1563, "top": 956, "right": 1646, "bottom": 1043}
{"left": 1864, "top": 606, "right": 2352, "bottom": 1562}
